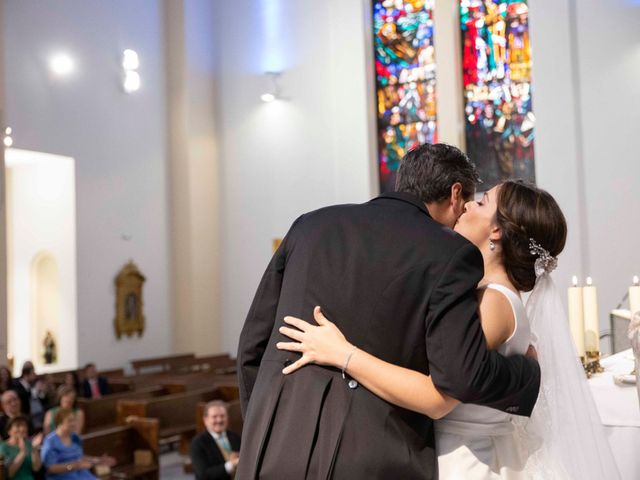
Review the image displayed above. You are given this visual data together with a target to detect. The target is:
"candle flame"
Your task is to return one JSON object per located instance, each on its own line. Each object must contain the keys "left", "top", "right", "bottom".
{"left": 586, "top": 276, "right": 593, "bottom": 286}
{"left": 634, "top": 275, "right": 639, "bottom": 286}
{"left": 571, "top": 275, "right": 578, "bottom": 287}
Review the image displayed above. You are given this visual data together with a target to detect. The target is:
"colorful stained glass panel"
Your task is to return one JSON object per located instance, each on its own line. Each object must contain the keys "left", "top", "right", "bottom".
{"left": 460, "top": 0, "right": 535, "bottom": 190}
{"left": 373, "top": 0, "right": 437, "bottom": 193}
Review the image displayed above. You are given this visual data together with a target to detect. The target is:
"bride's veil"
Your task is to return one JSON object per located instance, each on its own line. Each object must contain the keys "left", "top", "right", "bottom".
{"left": 518, "top": 273, "right": 620, "bottom": 479}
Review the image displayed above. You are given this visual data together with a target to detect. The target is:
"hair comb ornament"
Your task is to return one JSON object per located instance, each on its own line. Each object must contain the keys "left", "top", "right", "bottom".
{"left": 529, "top": 238, "right": 557, "bottom": 277}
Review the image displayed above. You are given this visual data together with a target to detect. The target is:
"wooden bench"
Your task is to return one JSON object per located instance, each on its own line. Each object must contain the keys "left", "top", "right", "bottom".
{"left": 48, "top": 367, "right": 126, "bottom": 384}
{"left": 130, "top": 353, "right": 195, "bottom": 375}
{"left": 82, "top": 416, "right": 159, "bottom": 480}
{"left": 199, "top": 354, "right": 237, "bottom": 373}
{"left": 79, "top": 386, "right": 167, "bottom": 432}
{"left": 116, "top": 386, "right": 233, "bottom": 449}
{"left": 109, "top": 369, "right": 237, "bottom": 393}
{"left": 158, "top": 371, "right": 237, "bottom": 392}
{"left": 169, "top": 354, "right": 237, "bottom": 375}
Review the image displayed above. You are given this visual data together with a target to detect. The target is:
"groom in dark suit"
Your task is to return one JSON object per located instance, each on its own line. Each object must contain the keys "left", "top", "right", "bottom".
{"left": 236, "top": 143, "right": 540, "bottom": 479}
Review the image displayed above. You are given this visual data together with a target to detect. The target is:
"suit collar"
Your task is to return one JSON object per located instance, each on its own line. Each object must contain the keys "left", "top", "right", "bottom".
{"left": 372, "top": 191, "right": 432, "bottom": 218}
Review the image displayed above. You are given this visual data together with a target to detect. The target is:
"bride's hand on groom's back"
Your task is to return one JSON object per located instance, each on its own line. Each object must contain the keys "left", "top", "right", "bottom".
{"left": 277, "top": 306, "right": 355, "bottom": 375}
{"left": 526, "top": 344, "right": 538, "bottom": 361}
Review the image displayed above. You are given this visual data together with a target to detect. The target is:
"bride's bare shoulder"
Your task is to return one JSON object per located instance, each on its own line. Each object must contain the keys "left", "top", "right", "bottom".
{"left": 476, "top": 288, "right": 516, "bottom": 350}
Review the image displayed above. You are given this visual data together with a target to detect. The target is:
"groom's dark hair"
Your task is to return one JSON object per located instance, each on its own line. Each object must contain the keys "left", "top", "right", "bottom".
{"left": 395, "top": 143, "right": 480, "bottom": 203}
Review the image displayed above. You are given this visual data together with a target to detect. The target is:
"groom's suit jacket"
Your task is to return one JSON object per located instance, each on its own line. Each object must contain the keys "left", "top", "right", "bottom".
{"left": 236, "top": 192, "right": 540, "bottom": 480}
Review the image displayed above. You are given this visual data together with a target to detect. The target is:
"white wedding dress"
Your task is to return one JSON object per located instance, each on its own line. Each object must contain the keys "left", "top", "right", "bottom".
{"left": 435, "top": 283, "right": 530, "bottom": 479}
{"left": 434, "top": 277, "right": 620, "bottom": 480}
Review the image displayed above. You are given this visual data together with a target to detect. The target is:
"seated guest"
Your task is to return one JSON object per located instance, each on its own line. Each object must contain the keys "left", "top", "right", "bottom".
{"left": 0, "top": 391, "right": 35, "bottom": 440}
{"left": 29, "top": 378, "right": 52, "bottom": 433}
{"left": 13, "top": 364, "right": 37, "bottom": 415}
{"left": 0, "top": 415, "right": 43, "bottom": 479}
{"left": 43, "top": 387, "right": 84, "bottom": 435}
{"left": 60, "top": 372, "right": 81, "bottom": 397}
{"left": 41, "top": 375, "right": 58, "bottom": 405}
{"left": 41, "top": 408, "right": 113, "bottom": 479}
{"left": 190, "top": 400, "right": 241, "bottom": 480}
{"left": 1, "top": 365, "right": 14, "bottom": 394}
{"left": 80, "top": 364, "right": 110, "bottom": 399}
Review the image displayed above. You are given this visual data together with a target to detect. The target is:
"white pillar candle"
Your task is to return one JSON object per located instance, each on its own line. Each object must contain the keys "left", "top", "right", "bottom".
{"left": 568, "top": 276, "right": 585, "bottom": 358}
{"left": 629, "top": 275, "right": 640, "bottom": 317}
{"left": 583, "top": 277, "right": 600, "bottom": 352}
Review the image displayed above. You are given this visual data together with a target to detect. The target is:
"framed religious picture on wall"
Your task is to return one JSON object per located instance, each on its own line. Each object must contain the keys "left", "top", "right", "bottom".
{"left": 114, "top": 261, "right": 146, "bottom": 338}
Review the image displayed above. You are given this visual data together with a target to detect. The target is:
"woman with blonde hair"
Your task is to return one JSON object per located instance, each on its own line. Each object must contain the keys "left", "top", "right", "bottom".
{"left": 43, "top": 387, "right": 84, "bottom": 435}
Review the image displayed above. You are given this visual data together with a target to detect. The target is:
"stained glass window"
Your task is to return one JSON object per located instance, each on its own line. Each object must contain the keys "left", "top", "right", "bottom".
{"left": 460, "top": 0, "right": 535, "bottom": 190}
{"left": 373, "top": 0, "right": 437, "bottom": 193}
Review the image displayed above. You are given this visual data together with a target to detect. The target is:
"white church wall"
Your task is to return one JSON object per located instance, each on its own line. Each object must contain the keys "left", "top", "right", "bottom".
{"left": 2, "top": 0, "right": 172, "bottom": 369}
{"left": 214, "top": 0, "right": 374, "bottom": 353}
{"left": 532, "top": 0, "right": 640, "bottom": 343}
{"left": 573, "top": 0, "right": 640, "bottom": 339}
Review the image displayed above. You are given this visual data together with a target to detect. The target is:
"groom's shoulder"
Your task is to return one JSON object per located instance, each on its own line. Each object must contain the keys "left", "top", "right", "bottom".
{"left": 422, "top": 221, "right": 479, "bottom": 257}
{"left": 291, "top": 201, "right": 475, "bottom": 250}
{"left": 292, "top": 201, "right": 370, "bottom": 225}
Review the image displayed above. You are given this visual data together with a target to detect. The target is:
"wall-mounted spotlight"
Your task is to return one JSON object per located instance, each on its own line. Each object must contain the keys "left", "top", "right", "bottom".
{"left": 123, "top": 71, "right": 141, "bottom": 93}
{"left": 3, "top": 127, "right": 13, "bottom": 148}
{"left": 261, "top": 71, "right": 283, "bottom": 102}
{"left": 49, "top": 53, "right": 74, "bottom": 76}
{"left": 122, "top": 49, "right": 141, "bottom": 93}
{"left": 122, "top": 49, "right": 139, "bottom": 70}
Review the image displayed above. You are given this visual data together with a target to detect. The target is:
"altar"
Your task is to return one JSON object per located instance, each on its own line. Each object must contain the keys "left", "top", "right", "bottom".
{"left": 588, "top": 349, "right": 640, "bottom": 479}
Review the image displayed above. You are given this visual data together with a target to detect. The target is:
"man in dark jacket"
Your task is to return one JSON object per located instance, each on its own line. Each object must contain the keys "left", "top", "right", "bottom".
{"left": 12, "top": 363, "right": 37, "bottom": 415}
{"left": 190, "top": 401, "right": 241, "bottom": 480}
{"left": 236, "top": 143, "right": 541, "bottom": 479}
{"left": 81, "top": 363, "right": 111, "bottom": 399}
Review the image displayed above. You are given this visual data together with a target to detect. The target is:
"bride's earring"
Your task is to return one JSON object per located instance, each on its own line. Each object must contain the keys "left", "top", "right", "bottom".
{"left": 489, "top": 239, "right": 496, "bottom": 251}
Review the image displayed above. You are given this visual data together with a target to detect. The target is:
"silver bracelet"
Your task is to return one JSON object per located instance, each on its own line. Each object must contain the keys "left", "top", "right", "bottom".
{"left": 341, "top": 345, "right": 357, "bottom": 379}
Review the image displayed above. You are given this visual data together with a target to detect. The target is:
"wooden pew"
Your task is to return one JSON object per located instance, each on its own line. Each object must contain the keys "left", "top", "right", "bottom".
{"left": 110, "top": 369, "right": 237, "bottom": 392}
{"left": 158, "top": 371, "right": 238, "bottom": 392}
{"left": 116, "top": 386, "right": 233, "bottom": 448}
{"left": 106, "top": 378, "right": 135, "bottom": 394}
{"left": 48, "top": 367, "right": 126, "bottom": 385}
{"left": 82, "top": 416, "right": 159, "bottom": 480}
{"left": 130, "top": 353, "right": 195, "bottom": 375}
{"left": 79, "top": 386, "right": 167, "bottom": 432}
{"left": 170, "top": 354, "right": 237, "bottom": 375}
{"left": 199, "top": 354, "right": 237, "bottom": 374}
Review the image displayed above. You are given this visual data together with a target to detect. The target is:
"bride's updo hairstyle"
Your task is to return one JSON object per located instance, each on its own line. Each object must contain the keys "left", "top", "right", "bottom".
{"left": 496, "top": 180, "right": 567, "bottom": 292}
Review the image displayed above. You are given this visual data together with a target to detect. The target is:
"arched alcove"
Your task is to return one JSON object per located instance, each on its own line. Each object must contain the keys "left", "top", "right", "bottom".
{"left": 30, "top": 252, "right": 61, "bottom": 366}
{"left": 6, "top": 148, "right": 78, "bottom": 373}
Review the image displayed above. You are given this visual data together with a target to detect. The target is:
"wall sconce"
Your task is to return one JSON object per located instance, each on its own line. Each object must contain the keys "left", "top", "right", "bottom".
{"left": 49, "top": 53, "right": 75, "bottom": 77}
{"left": 261, "top": 71, "right": 283, "bottom": 102}
{"left": 122, "top": 49, "right": 141, "bottom": 93}
{"left": 3, "top": 127, "right": 13, "bottom": 148}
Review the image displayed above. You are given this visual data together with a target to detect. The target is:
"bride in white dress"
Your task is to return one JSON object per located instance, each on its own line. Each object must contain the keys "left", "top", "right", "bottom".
{"left": 277, "top": 180, "right": 619, "bottom": 479}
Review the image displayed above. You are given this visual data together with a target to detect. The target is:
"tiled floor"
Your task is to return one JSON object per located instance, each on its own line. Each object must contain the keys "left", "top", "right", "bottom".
{"left": 160, "top": 451, "right": 193, "bottom": 479}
